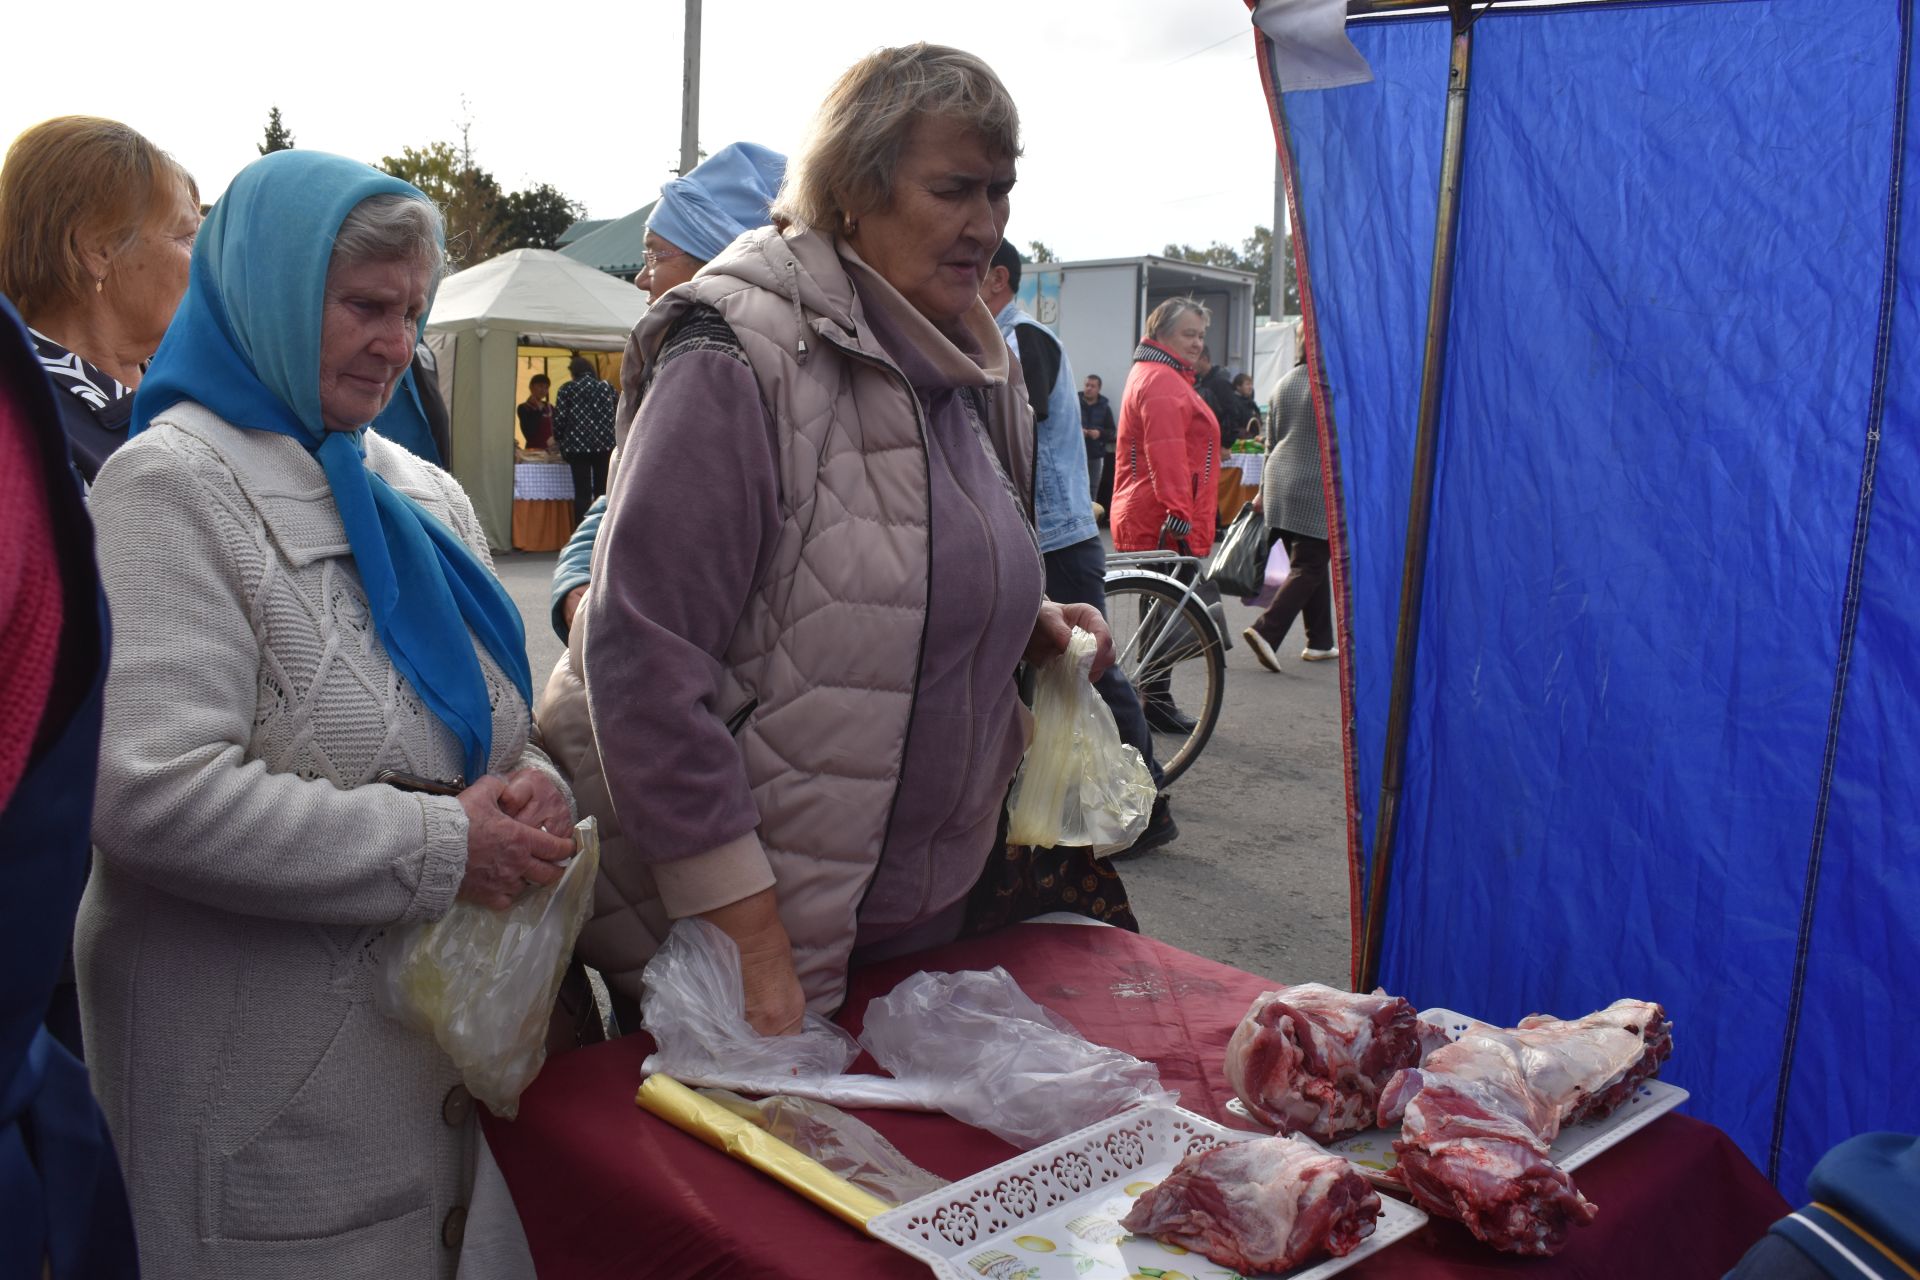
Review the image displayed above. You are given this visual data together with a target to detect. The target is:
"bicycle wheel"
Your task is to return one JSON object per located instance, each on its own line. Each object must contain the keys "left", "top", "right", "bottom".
{"left": 1103, "top": 572, "right": 1227, "bottom": 785}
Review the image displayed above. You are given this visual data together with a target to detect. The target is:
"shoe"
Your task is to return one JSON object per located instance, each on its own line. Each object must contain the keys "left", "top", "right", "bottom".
{"left": 1242, "top": 627, "right": 1281, "bottom": 672}
{"left": 1127, "top": 796, "right": 1179, "bottom": 853}
{"left": 1144, "top": 702, "right": 1197, "bottom": 735}
{"left": 1301, "top": 646, "right": 1340, "bottom": 662}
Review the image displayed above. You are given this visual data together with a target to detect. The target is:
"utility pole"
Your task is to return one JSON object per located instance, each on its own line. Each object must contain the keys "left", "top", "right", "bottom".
{"left": 1272, "top": 152, "right": 1287, "bottom": 319}
{"left": 679, "top": 0, "right": 702, "bottom": 175}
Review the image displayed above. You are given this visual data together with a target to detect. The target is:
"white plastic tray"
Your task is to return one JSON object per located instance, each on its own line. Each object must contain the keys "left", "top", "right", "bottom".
{"left": 869, "top": 1102, "right": 1428, "bottom": 1279}
{"left": 1225, "top": 1007, "right": 1689, "bottom": 1186}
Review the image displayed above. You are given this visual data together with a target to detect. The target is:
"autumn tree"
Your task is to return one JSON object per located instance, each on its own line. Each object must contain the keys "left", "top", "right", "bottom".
{"left": 379, "top": 137, "right": 586, "bottom": 265}
{"left": 1026, "top": 240, "right": 1058, "bottom": 264}
{"left": 259, "top": 107, "right": 295, "bottom": 155}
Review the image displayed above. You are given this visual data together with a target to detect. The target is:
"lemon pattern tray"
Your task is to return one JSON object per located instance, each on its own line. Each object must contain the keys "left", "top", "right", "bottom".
{"left": 868, "top": 1103, "right": 1428, "bottom": 1279}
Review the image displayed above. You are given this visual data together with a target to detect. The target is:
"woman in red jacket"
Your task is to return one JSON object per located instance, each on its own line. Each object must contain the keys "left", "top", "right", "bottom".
{"left": 1113, "top": 297, "right": 1218, "bottom": 556}
{"left": 1112, "top": 296, "right": 1218, "bottom": 734}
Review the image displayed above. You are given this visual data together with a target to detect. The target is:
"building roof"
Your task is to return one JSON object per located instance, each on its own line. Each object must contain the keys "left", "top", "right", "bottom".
{"left": 556, "top": 218, "right": 611, "bottom": 247}
{"left": 557, "top": 200, "right": 657, "bottom": 277}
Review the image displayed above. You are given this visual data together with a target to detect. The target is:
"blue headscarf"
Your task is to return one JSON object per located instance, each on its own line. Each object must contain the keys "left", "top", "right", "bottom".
{"left": 647, "top": 141, "right": 787, "bottom": 262}
{"left": 133, "top": 150, "right": 530, "bottom": 783}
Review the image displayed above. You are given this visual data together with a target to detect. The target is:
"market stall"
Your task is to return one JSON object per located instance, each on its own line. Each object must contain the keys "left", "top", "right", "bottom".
{"left": 510, "top": 460, "right": 576, "bottom": 552}
{"left": 482, "top": 923, "right": 1785, "bottom": 1278}
{"left": 422, "top": 248, "right": 647, "bottom": 550}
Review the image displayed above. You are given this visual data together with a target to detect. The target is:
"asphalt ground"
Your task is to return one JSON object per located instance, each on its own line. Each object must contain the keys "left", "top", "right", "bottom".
{"left": 493, "top": 545, "right": 1352, "bottom": 990}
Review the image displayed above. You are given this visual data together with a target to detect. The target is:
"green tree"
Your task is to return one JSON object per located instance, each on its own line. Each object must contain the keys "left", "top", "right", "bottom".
{"left": 259, "top": 107, "right": 295, "bottom": 155}
{"left": 1027, "top": 240, "right": 1058, "bottom": 264}
{"left": 378, "top": 142, "right": 507, "bottom": 266}
{"left": 499, "top": 184, "right": 587, "bottom": 251}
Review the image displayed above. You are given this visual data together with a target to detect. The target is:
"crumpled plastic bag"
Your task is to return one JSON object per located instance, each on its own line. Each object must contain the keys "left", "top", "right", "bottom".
{"left": 639, "top": 918, "right": 865, "bottom": 1089}
{"left": 639, "top": 920, "right": 1173, "bottom": 1148}
{"left": 698, "top": 1089, "right": 947, "bottom": 1206}
{"left": 1006, "top": 626, "right": 1157, "bottom": 852}
{"left": 379, "top": 817, "right": 601, "bottom": 1118}
{"left": 858, "top": 966, "right": 1175, "bottom": 1148}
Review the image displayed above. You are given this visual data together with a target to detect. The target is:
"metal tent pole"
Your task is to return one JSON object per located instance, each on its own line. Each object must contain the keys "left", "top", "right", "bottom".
{"left": 1358, "top": 4, "right": 1478, "bottom": 993}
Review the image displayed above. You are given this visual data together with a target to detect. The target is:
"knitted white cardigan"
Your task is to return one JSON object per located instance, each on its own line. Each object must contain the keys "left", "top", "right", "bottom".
{"left": 78, "top": 403, "right": 558, "bottom": 1280}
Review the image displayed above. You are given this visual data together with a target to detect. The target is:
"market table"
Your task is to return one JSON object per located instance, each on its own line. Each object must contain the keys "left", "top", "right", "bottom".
{"left": 482, "top": 925, "right": 1787, "bottom": 1279}
{"left": 512, "top": 461, "right": 576, "bottom": 551}
{"left": 1218, "top": 452, "right": 1263, "bottom": 525}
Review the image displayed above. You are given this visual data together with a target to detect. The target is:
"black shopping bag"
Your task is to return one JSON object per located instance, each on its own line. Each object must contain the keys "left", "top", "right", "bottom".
{"left": 1204, "top": 502, "right": 1265, "bottom": 597}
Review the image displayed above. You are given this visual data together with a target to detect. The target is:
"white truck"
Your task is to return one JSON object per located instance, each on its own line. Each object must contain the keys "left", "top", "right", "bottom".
{"left": 1018, "top": 255, "right": 1258, "bottom": 392}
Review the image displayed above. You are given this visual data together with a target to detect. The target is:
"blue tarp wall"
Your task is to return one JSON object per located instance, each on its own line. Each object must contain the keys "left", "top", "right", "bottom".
{"left": 1265, "top": 0, "right": 1920, "bottom": 1198}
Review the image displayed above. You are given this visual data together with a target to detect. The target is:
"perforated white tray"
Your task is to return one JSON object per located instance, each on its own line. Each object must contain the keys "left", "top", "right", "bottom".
{"left": 869, "top": 1102, "right": 1428, "bottom": 1279}
{"left": 1225, "top": 1008, "right": 1688, "bottom": 1186}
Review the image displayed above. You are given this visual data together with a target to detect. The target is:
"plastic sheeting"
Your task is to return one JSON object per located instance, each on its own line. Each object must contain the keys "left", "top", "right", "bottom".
{"left": 1266, "top": 0, "right": 1920, "bottom": 1198}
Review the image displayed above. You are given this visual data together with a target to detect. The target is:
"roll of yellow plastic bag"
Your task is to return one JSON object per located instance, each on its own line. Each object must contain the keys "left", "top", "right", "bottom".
{"left": 1005, "top": 627, "right": 1156, "bottom": 853}
{"left": 379, "top": 816, "right": 601, "bottom": 1118}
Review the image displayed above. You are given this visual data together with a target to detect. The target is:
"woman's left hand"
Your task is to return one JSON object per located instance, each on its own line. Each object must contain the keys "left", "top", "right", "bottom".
{"left": 499, "top": 767, "right": 574, "bottom": 840}
{"left": 1025, "top": 600, "right": 1115, "bottom": 682}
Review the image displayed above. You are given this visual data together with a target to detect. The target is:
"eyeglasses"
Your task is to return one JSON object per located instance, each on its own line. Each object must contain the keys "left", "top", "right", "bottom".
{"left": 641, "top": 245, "right": 686, "bottom": 270}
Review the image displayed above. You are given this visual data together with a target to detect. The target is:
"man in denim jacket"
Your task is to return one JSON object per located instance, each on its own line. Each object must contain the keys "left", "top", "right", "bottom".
{"left": 982, "top": 240, "right": 1176, "bottom": 851}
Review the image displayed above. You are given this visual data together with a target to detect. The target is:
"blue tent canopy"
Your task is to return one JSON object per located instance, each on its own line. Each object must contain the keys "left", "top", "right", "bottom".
{"left": 1260, "top": 0, "right": 1920, "bottom": 1198}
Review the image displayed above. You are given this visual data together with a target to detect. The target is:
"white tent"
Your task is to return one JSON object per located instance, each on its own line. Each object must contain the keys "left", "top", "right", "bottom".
{"left": 424, "top": 249, "right": 649, "bottom": 549}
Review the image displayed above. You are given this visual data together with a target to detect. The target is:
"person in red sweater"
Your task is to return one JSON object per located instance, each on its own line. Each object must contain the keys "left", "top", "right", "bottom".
{"left": 1111, "top": 296, "right": 1219, "bottom": 733}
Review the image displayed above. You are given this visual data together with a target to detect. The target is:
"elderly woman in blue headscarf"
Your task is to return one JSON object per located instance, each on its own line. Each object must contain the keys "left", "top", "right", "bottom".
{"left": 76, "top": 150, "right": 572, "bottom": 1279}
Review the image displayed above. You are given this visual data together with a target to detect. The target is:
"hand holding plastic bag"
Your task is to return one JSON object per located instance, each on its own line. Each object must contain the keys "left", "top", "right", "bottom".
{"left": 379, "top": 817, "right": 600, "bottom": 1118}
{"left": 639, "top": 921, "right": 1173, "bottom": 1146}
{"left": 1006, "top": 627, "right": 1156, "bottom": 852}
{"left": 641, "top": 917, "right": 864, "bottom": 1087}
{"left": 858, "top": 966, "right": 1175, "bottom": 1148}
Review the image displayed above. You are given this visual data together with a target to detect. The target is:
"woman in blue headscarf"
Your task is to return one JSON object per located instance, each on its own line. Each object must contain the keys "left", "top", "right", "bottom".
{"left": 75, "top": 150, "right": 571, "bottom": 1279}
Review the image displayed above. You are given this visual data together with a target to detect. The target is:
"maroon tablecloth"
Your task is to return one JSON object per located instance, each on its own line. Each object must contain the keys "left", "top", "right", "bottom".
{"left": 482, "top": 925, "right": 1788, "bottom": 1278}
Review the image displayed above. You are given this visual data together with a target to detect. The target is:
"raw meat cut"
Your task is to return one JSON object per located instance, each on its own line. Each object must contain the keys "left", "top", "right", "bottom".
{"left": 1377, "top": 1034, "right": 1597, "bottom": 1255}
{"left": 1511, "top": 998, "right": 1672, "bottom": 1124}
{"left": 1224, "top": 983, "right": 1434, "bottom": 1141}
{"left": 1119, "top": 1135, "right": 1381, "bottom": 1274}
{"left": 1373, "top": 998, "right": 1670, "bottom": 1256}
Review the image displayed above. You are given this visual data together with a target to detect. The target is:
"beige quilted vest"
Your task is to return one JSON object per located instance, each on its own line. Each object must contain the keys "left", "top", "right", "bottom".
{"left": 535, "top": 226, "right": 1034, "bottom": 1015}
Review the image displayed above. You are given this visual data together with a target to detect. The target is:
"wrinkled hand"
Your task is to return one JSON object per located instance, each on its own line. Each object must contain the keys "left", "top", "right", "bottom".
{"left": 699, "top": 888, "right": 806, "bottom": 1036}
{"left": 455, "top": 774, "right": 576, "bottom": 910}
{"left": 1024, "top": 599, "right": 1116, "bottom": 682}
{"left": 499, "top": 766, "right": 573, "bottom": 839}
{"left": 562, "top": 584, "right": 589, "bottom": 630}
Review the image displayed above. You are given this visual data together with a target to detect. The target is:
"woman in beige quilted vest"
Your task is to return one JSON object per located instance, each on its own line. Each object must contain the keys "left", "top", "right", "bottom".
{"left": 78, "top": 152, "right": 573, "bottom": 1278}
{"left": 569, "top": 44, "right": 1117, "bottom": 1034}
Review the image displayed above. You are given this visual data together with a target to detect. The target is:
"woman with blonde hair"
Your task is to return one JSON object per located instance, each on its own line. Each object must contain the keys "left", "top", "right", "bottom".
{"left": 571, "top": 43, "right": 1129, "bottom": 1034}
{"left": 0, "top": 116, "right": 199, "bottom": 482}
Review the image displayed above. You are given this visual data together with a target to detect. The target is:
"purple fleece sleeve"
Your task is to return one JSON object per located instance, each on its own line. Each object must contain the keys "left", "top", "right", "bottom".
{"left": 580, "top": 345, "right": 779, "bottom": 867}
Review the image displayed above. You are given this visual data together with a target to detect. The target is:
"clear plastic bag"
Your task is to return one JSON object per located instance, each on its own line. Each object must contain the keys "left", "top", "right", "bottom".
{"left": 379, "top": 817, "right": 601, "bottom": 1118}
{"left": 698, "top": 1089, "right": 947, "bottom": 1206}
{"left": 1005, "top": 627, "right": 1157, "bottom": 852}
{"left": 640, "top": 918, "right": 864, "bottom": 1087}
{"left": 857, "top": 966, "right": 1175, "bottom": 1149}
{"left": 639, "top": 922, "right": 1173, "bottom": 1148}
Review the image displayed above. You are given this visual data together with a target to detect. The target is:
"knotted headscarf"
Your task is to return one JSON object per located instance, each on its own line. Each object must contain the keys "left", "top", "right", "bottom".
{"left": 133, "top": 149, "right": 530, "bottom": 782}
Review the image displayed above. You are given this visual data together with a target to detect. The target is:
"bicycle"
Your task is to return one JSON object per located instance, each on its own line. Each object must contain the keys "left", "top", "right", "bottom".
{"left": 1102, "top": 550, "right": 1229, "bottom": 784}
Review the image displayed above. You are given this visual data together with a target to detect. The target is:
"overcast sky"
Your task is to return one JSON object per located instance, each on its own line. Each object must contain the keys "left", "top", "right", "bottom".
{"left": 3, "top": 0, "right": 1283, "bottom": 262}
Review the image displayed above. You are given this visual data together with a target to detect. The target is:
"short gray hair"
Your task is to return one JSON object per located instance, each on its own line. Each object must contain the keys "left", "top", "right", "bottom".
{"left": 1144, "top": 296, "right": 1210, "bottom": 342}
{"left": 330, "top": 193, "right": 445, "bottom": 279}
{"left": 771, "top": 43, "right": 1021, "bottom": 234}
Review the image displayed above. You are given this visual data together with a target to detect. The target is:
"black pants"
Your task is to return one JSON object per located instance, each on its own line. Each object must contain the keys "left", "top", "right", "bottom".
{"left": 1252, "top": 531, "right": 1334, "bottom": 651}
{"left": 566, "top": 451, "right": 612, "bottom": 522}
{"left": 1043, "top": 535, "right": 1164, "bottom": 786}
{"left": 1089, "top": 452, "right": 1116, "bottom": 512}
